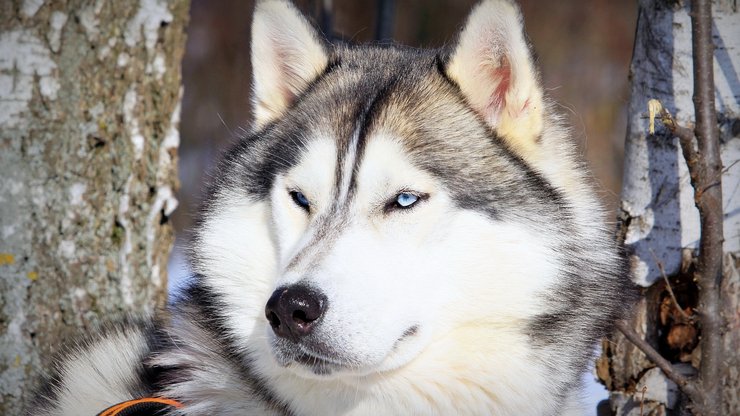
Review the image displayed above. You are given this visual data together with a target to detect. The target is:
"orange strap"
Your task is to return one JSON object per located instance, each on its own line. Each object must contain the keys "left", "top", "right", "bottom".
{"left": 97, "top": 397, "right": 183, "bottom": 416}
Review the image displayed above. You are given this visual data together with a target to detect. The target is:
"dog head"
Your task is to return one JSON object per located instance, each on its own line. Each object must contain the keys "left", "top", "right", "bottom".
{"left": 192, "top": 0, "right": 575, "bottom": 382}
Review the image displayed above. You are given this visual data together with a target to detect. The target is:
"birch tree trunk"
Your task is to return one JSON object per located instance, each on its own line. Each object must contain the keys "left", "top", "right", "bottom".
{"left": 0, "top": 1, "right": 188, "bottom": 413}
{"left": 598, "top": 0, "right": 739, "bottom": 414}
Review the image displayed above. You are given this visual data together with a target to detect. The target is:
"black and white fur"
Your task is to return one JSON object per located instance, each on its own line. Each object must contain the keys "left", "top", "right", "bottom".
{"left": 30, "top": 1, "right": 635, "bottom": 414}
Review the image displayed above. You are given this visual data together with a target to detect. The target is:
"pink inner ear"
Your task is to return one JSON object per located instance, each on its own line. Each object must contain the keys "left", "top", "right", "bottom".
{"left": 485, "top": 58, "right": 511, "bottom": 119}
{"left": 274, "top": 43, "right": 300, "bottom": 105}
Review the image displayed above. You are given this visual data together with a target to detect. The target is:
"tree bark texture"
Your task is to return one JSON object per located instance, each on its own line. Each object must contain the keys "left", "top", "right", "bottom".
{"left": 0, "top": 1, "right": 188, "bottom": 413}
{"left": 599, "top": 0, "right": 739, "bottom": 414}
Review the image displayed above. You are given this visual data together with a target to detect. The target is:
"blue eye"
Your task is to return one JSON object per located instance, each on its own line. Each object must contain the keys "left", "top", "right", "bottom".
{"left": 396, "top": 192, "right": 419, "bottom": 208}
{"left": 290, "top": 191, "right": 310, "bottom": 212}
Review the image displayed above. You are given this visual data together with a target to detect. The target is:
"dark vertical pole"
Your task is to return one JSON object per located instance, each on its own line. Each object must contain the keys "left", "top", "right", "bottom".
{"left": 375, "top": 0, "right": 394, "bottom": 43}
{"left": 691, "top": 0, "right": 723, "bottom": 414}
{"left": 320, "top": 0, "right": 333, "bottom": 41}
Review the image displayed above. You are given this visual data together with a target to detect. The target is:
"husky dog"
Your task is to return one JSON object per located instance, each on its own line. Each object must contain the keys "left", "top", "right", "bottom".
{"left": 30, "top": 0, "right": 635, "bottom": 415}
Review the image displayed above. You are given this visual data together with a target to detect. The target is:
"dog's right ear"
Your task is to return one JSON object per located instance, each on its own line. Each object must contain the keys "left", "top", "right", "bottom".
{"left": 251, "top": 0, "right": 329, "bottom": 128}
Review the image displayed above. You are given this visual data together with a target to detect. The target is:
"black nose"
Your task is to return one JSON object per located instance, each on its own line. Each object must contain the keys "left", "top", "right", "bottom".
{"left": 265, "top": 285, "right": 327, "bottom": 340}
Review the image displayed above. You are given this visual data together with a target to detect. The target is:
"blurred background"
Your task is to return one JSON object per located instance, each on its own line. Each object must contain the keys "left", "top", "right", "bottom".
{"left": 172, "top": 1, "right": 638, "bottom": 412}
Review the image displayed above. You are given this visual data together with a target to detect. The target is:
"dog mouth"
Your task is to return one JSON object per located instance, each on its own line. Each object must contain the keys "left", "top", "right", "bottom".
{"left": 398, "top": 325, "right": 419, "bottom": 343}
{"left": 270, "top": 338, "right": 345, "bottom": 375}
{"left": 292, "top": 349, "right": 341, "bottom": 375}
{"left": 270, "top": 324, "right": 421, "bottom": 376}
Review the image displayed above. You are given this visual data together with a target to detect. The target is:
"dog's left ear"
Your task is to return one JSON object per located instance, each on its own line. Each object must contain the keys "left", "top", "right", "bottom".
{"left": 251, "top": 0, "right": 329, "bottom": 128}
{"left": 446, "top": 0, "right": 543, "bottom": 158}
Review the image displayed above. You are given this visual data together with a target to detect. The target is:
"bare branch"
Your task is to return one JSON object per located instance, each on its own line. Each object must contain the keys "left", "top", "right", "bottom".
{"left": 661, "top": 108, "right": 699, "bottom": 179}
{"left": 615, "top": 320, "right": 703, "bottom": 407}
{"left": 649, "top": 248, "right": 691, "bottom": 321}
{"left": 690, "top": 0, "right": 724, "bottom": 414}
{"left": 647, "top": 100, "right": 699, "bottom": 183}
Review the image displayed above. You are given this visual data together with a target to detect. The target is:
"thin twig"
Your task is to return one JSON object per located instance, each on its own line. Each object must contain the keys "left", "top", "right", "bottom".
{"left": 648, "top": 248, "right": 691, "bottom": 321}
{"left": 646, "top": 101, "right": 698, "bottom": 183}
{"left": 615, "top": 320, "right": 703, "bottom": 407}
{"left": 660, "top": 108, "right": 699, "bottom": 176}
{"left": 691, "top": 0, "right": 724, "bottom": 414}
{"left": 721, "top": 159, "right": 739, "bottom": 175}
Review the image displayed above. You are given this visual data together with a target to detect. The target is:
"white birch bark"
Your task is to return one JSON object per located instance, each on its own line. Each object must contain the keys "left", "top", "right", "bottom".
{"left": 599, "top": 0, "right": 739, "bottom": 414}
{"left": 0, "top": 1, "right": 188, "bottom": 413}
